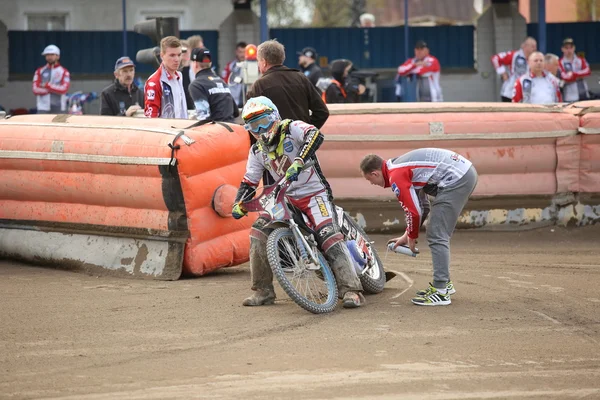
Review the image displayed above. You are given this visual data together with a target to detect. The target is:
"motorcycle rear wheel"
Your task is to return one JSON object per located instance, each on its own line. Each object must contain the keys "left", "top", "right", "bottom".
{"left": 346, "top": 215, "right": 386, "bottom": 294}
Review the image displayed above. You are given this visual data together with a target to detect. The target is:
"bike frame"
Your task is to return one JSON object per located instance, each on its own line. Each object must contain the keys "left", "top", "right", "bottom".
{"left": 243, "top": 178, "right": 321, "bottom": 266}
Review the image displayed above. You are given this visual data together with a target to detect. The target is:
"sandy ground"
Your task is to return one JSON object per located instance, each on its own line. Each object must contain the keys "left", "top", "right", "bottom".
{"left": 1, "top": 226, "right": 600, "bottom": 400}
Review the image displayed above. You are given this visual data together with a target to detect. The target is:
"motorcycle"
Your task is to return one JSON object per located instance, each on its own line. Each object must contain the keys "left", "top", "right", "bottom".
{"left": 242, "top": 162, "right": 386, "bottom": 314}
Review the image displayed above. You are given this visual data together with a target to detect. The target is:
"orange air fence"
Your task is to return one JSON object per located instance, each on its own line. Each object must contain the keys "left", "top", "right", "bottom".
{"left": 0, "top": 115, "right": 255, "bottom": 279}
{"left": 319, "top": 102, "right": 600, "bottom": 200}
{"left": 1, "top": 102, "right": 599, "bottom": 278}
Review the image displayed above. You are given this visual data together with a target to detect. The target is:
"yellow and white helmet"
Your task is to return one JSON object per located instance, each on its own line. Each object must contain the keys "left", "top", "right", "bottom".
{"left": 242, "top": 96, "right": 281, "bottom": 146}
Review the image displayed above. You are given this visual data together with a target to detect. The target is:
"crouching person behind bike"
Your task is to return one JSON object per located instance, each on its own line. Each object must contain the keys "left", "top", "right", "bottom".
{"left": 231, "top": 96, "right": 365, "bottom": 309}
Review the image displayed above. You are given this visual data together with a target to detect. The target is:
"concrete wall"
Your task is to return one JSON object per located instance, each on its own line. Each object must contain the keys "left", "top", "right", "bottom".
{"left": 0, "top": 0, "right": 232, "bottom": 31}
{"left": 218, "top": 9, "right": 260, "bottom": 80}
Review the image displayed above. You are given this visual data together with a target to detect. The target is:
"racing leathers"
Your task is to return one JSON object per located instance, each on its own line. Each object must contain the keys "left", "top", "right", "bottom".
{"left": 397, "top": 55, "right": 443, "bottom": 102}
{"left": 235, "top": 120, "right": 362, "bottom": 299}
{"left": 491, "top": 49, "right": 529, "bottom": 101}
{"left": 32, "top": 62, "right": 71, "bottom": 113}
{"left": 384, "top": 148, "right": 478, "bottom": 288}
{"left": 559, "top": 55, "right": 592, "bottom": 102}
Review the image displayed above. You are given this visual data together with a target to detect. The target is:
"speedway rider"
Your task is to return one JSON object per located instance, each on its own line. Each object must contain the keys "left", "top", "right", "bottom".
{"left": 231, "top": 96, "right": 365, "bottom": 309}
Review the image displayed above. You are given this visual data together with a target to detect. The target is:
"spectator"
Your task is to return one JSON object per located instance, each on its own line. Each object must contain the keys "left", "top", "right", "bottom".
{"left": 32, "top": 44, "right": 71, "bottom": 114}
{"left": 397, "top": 40, "right": 443, "bottom": 102}
{"left": 544, "top": 53, "right": 560, "bottom": 77}
{"left": 491, "top": 37, "right": 537, "bottom": 102}
{"left": 187, "top": 35, "right": 204, "bottom": 51}
{"left": 188, "top": 47, "right": 239, "bottom": 123}
{"left": 544, "top": 53, "right": 565, "bottom": 94}
{"left": 144, "top": 36, "right": 188, "bottom": 119}
{"left": 359, "top": 13, "right": 376, "bottom": 27}
{"left": 513, "top": 51, "right": 562, "bottom": 104}
{"left": 297, "top": 47, "right": 323, "bottom": 87}
{"left": 222, "top": 41, "right": 247, "bottom": 108}
{"left": 321, "top": 59, "right": 364, "bottom": 104}
{"left": 247, "top": 39, "right": 329, "bottom": 130}
{"left": 182, "top": 35, "right": 205, "bottom": 109}
{"left": 323, "top": 59, "right": 350, "bottom": 104}
{"left": 100, "top": 57, "right": 144, "bottom": 116}
{"left": 179, "top": 40, "right": 195, "bottom": 111}
{"left": 180, "top": 40, "right": 191, "bottom": 69}
{"left": 559, "top": 38, "right": 592, "bottom": 102}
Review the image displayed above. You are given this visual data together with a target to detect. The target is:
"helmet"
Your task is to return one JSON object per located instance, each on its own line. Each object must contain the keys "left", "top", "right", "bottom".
{"left": 242, "top": 96, "right": 281, "bottom": 147}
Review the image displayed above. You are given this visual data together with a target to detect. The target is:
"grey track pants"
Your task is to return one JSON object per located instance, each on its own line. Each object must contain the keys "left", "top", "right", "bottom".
{"left": 427, "top": 165, "right": 478, "bottom": 289}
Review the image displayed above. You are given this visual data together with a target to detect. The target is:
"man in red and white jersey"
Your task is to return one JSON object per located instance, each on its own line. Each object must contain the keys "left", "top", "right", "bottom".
{"left": 513, "top": 51, "right": 562, "bottom": 104}
{"left": 32, "top": 45, "right": 71, "bottom": 114}
{"left": 360, "top": 149, "right": 478, "bottom": 306}
{"left": 491, "top": 37, "right": 537, "bottom": 102}
{"left": 559, "top": 38, "right": 592, "bottom": 102}
{"left": 144, "top": 36, "right": 188, "bottom": 119}
{"left": 397, "top": 40, "right": 443, "bottom": 102}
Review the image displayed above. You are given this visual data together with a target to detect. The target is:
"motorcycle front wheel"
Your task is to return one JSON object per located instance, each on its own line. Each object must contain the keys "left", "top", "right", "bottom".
{"left": 266, "top": 227, "right": 338, "bottom": 314}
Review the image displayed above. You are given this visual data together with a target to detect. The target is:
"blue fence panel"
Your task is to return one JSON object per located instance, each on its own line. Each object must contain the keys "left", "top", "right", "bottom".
{"left": 527, "top": 22, "right": 600, "bottom": 64}
{"left": 270, "top": 25, "right": 474, "bottom": 69}
{"left": 9, "top": 30, "right": 219, "bottom": 75}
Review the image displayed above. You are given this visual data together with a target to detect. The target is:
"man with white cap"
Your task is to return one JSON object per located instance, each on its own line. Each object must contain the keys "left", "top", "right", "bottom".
{"left": 100, "top": 56, "right": 144, "bottom": 116}
{"left": 32, "top": 44, "right": 71, "bottom": 114}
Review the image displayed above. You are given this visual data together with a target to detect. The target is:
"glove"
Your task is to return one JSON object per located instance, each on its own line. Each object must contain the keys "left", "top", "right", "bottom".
{"left": 285, "top": 160, "right": 303, "bottom": 182}
{"left": 231, "top": 202, "right": 247, "bottom": 219}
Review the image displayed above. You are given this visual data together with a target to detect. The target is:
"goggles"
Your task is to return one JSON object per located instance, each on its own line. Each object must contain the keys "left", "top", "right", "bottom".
{"left": 244, "top": 112, "right": 278, "bottom": 134}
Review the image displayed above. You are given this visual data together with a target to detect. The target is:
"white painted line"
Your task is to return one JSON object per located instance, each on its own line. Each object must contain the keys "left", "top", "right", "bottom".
{"left": 528, "top": 310, "right": 561, "bottom": 325}
{"left": 389, "top": 270, "right": 414, "bottom": 300}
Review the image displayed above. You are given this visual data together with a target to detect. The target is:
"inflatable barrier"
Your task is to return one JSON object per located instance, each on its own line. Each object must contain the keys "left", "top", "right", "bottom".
{"left": 319, "top": 101, "right": 600, "bottom": 231}
{"left": 0, "top": 115, "right": 254, "bottom": 279}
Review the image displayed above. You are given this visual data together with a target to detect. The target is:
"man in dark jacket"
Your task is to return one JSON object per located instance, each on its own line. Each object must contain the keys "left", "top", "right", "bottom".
{"left": 188, "top": 47, "right": 239, "bottom": 122}
{"left": 297, "top": 47, "right": 323, "bottom": 87}
{"left": 100, "top": 57, "right": 144, "bottom": 116}
{"left": 247, "top": 40, "right": 329, "bottom": 130}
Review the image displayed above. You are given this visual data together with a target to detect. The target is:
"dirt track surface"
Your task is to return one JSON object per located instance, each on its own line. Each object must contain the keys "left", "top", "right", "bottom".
{"left": 1, "top": 226, "right": 600, "bottom": 400}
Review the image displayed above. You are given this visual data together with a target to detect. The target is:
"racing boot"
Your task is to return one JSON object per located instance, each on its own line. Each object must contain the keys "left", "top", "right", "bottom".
{"left": 243, "top": 238, "right": 276, "bottom": 306}
{"left": 324, "top": 242, "right": 365, "bottom": 308}
{"left": 342, "top": 291, "right": 366, "bottom": 308}
{"left": 243, "top": 286, "right": 276, "bottom": 306}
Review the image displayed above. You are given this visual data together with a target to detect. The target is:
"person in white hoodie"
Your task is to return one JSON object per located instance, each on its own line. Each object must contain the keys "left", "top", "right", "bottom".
{"left": 32, "top": 45, "right": 71, "bottom": 114}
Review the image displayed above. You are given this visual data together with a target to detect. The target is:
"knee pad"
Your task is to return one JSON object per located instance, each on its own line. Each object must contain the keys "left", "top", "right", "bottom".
{"left": 250, "top": 215, "right": 271, "bottom": 241}
{"left": 316, "top": 223, "right": 344, "bottom": 253}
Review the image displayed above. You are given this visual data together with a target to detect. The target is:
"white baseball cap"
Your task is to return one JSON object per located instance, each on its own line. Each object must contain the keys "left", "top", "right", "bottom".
{"left": 42, "top": 45, "right": 60, "bottom": 56}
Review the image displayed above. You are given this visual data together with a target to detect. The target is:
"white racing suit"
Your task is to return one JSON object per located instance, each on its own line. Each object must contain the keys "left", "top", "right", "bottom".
{"left": 235, "top": 120, "right": 362, "bottom": 298}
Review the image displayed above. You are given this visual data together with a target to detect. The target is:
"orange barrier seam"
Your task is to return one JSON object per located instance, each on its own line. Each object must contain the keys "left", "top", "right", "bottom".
{"left": 325, "top": 131, "right": 578, "bottom": 142}
{"left": 0, "top": 121, "right": 196, "bottom": 142}
{"left": 0, "top": 150, "right": 174, "bottom": 166}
